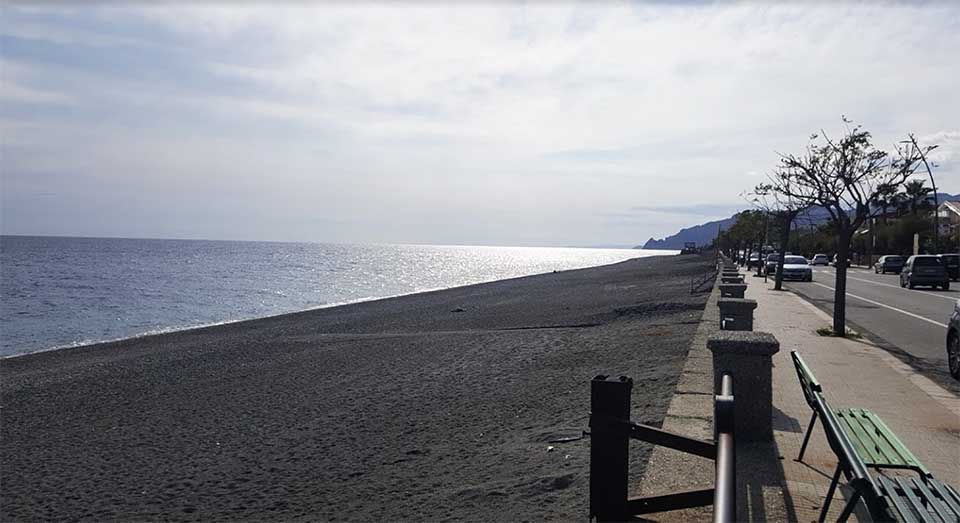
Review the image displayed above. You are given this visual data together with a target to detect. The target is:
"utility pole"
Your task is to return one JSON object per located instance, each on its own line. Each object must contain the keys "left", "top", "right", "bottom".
{"left": 905, "top": 135, "right": 940, "bottom": 253}
{"left": 763, "top": 213, "right": 769, "bottom": 283}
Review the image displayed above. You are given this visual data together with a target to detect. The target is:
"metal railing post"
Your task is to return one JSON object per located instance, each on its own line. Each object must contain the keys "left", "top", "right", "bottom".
{"left": 713, "top": 373, "right": 736, "bottom": 523}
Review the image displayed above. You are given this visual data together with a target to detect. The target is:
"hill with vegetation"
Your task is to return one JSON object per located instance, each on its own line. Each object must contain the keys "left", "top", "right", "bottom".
{"left": 640, "top": 192, "right": 957, "bottom": 250}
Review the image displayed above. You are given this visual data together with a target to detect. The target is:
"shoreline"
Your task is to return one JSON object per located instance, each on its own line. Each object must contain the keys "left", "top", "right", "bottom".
{"left": 2, "top": 251, "right": 676, "bottom": 361}
{"left": 3, "top": 280, "right": 561, "bottom": 360}
{"left": 2, "top": 252, "right": 712, "bottom": 521}
{"left": 2, "top": 284, "right": 508, "bottom": 361}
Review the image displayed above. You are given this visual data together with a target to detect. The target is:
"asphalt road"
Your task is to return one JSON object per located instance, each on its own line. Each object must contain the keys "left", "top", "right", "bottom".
{"left": 780, "top": 265, "right": 958, "bottom": 386}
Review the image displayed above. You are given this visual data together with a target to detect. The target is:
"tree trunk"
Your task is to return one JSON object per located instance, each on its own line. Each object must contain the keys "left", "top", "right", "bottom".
{"left": 756, "top": 237, "right": 764, "bottom": 277}
{"left": 774, "top": 216, "right": 792, "bottom": 291}
{"left": 833, "top": 234, "right": 851, "bottom": 336}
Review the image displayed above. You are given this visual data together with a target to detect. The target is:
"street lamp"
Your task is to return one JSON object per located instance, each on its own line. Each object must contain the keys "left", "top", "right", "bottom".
{"left": 901, "top": 135, "right": 940, "bottom": 253}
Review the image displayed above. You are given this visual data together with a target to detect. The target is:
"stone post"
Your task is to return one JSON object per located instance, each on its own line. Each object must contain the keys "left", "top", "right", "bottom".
{"left": 720, "top": 275, "right": 744, "bottom": 284}
{"left": 717, "top": 298, "right": 756, "bottom": 331}
{"left": 719, "top": 283, "right": 747, "bottom": 299}
{"left": 707, "top": 331, "right": 780, "bottom": 441}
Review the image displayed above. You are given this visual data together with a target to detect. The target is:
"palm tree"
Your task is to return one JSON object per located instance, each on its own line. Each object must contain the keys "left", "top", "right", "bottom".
{"left": 875, "top": 184, "right": 899, "bottom": 224}
{"left": 901, "top": 179, "right": 934, "bottom": 216}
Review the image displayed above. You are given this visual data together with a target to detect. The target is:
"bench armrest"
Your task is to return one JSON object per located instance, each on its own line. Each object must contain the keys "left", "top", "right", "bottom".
{"left": 791, "top": 351, "right": 823, "bottom": 408}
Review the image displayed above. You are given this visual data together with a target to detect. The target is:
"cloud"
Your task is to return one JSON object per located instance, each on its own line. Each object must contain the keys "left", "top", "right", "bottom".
{"left": 628, "top": 204, "right": 745, "bottom": 217}
{"left": 918, "top": 130, "right": 960, "bottom": 165}
{"left": 0, "top": 79, "right": 72, "bottom": 105}
{"left": 1, "top": 4, "right": 959, "bottom": 245}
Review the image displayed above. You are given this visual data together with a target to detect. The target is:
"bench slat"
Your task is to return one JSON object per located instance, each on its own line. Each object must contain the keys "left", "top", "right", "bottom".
{"left": 833, "top": 408, "right": 928, "bottom": 474}
{"left": 911, "top": 477, "right": 955, "bottom": 523}
{"left": 860, "top": 410, "right": 929, "bottom": 476}
{"left": 927, "top": 479, "right": 960, "bottom": 518}
{"left": 879, "top": 476, "right": 923, "bottom": 523}
{"left": 902, "top": 477, "right": 946, "bottom": 523}
{"left": 847, "top": 408, "right": 905, "bottom": 467}
{"left": 836, "top": 409, "right": 886, "bottom": 465}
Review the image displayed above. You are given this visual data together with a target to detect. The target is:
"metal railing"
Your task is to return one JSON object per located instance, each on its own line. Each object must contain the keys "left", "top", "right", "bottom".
{"left": 690, "top": 267, "right": 720, "bottom": 294}
{"left": 589, "top": 373, "right": 736, "bottom": 522}
{"left": 713, "top": 373, "right": 736, "bottom": 523}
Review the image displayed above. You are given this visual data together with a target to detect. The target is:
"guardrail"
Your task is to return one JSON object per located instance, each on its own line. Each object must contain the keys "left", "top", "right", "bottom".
{"left": 588, "top": 373, "right": 736, "bottom": 522}
{"left": 691, "top": 267, "right": 720, "bottom": 294}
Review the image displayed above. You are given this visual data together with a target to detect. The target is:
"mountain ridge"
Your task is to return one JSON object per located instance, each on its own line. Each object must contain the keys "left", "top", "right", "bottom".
{"left": 638, "top": 192, "right": 958, "bottom": 250}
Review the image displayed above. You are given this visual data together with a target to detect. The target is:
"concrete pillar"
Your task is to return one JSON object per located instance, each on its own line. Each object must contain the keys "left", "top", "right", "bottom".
{"left": 707, "top": 331, "right": 780, "bottom": 441}
{"left": 719, "top": 283, "right": 747, "bottom": 299}
{"left": 718, "top": 298, "right": 756, "bottom": 331}
{"left": 720, "top": 275, "right": 744, "bottom": 284}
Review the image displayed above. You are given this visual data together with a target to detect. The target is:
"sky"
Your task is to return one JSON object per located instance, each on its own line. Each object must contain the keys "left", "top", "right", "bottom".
{"left": 2, "top": 3, "right": 959, "bottom": 247}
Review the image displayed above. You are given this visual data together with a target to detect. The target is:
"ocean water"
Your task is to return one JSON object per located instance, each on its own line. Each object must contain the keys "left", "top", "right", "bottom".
{"left": 0, "top": 236, "right": 671, "bottom": 357}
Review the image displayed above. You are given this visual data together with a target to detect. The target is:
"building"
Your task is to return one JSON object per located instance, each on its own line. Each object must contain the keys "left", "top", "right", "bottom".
{"left": 938, "top": 201, "right": 960, "bottom": 246}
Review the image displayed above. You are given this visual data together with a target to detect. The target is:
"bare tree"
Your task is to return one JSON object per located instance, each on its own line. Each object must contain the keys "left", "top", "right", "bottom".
{"left": 747, "top": 174, "right": 809, "bottom": 291}
{"left": 770, "top": 120, "right": 927, "bottom": 335}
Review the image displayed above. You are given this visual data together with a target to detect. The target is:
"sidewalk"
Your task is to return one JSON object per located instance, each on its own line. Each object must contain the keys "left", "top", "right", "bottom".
{"left": 750, "top": 274, "right": 960, "bottom": 521}
{"left": 635, "top": 269, "right": 960, "bottom": 522}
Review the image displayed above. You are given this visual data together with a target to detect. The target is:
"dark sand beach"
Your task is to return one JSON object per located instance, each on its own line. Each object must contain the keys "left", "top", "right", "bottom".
{"left": 1, "top": 253, "right": 713, "bottom": 522}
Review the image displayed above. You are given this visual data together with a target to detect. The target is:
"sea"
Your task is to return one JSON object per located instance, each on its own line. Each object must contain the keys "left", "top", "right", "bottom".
{"left": 0, "top": 236, "right": 672, "bottom": 358}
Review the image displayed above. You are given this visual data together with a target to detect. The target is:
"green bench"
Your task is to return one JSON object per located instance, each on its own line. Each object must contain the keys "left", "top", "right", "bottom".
{"left": 791, "top": 351, "right": 960, "bottom": 522}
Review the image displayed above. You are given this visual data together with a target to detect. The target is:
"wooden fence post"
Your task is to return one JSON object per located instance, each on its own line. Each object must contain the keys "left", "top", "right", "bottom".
{"left": 590, "top": 375, "right": 632, "bottom": 522}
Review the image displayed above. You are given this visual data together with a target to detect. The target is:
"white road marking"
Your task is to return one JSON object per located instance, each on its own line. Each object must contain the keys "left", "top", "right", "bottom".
{"left": 789, "top": 292, "right": 960, "bottom": 414}
{"left": 847, "top": 276, "right": 957, "bottom": 302}
{"left": 813, "top": 268, "right": 957, "bottom": 302}
{"left": 810, "top": 282, "right": 948, "bottom": 328}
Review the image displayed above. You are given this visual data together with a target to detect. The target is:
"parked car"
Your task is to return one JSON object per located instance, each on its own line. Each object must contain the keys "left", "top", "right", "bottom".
{"left": 939, "top": 254, "right": 960, "bottom": 281}
{"left": 947, "top": 300, "right": 960, "bottom": 380}
{"left": 810, "top": 254, "right": 829, "bottom": 266}
{"left": 746, "top": 253, "right": 761, "bottom": 270}
{"left": 874, "top": 255, "right": 906, "bottom": 274}
{"left": 764, "top": 253, "right": 780, "bottom": 275}
{"left": 900, "top": 255, "right": 949, "bottom": 290}
{"left": 779, "top": 255, "right": 813, "bottom": 282}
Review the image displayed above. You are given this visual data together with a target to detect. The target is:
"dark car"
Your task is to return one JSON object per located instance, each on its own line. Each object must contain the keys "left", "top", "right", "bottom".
{"left": 874, "top": 255, "right": 906, "bottom": 274}
{"left": 764, "top": 253, "right": 780, "bottom": 275}
{"left": 900, "top": 255, "right": 949, "bottom": 290}
{"left": 947, "top": 300, "right": 960, "bottom": 380}
{"left": 939, "top": 254, "right": 960, "bottom": 281}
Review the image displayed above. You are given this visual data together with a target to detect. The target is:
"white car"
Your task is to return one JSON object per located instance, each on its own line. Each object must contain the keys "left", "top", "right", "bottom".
{"left": 811, "top": 254, "right": 829, "bottom": 266}
{"left": 779, "top": 255, "right": 813, "bottom": 281}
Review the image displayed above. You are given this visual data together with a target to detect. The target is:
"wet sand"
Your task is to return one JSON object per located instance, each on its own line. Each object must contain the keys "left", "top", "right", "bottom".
{"left": 1, "top": 253, "right": 713, "bottom": 521}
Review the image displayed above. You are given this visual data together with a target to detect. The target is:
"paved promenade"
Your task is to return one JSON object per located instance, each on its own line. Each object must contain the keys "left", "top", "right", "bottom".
{"left": 751, "top": 275, "right": 960, "bottom": 521}
{"left": 637, "top": 267, "right": 960, "bottom": 522}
